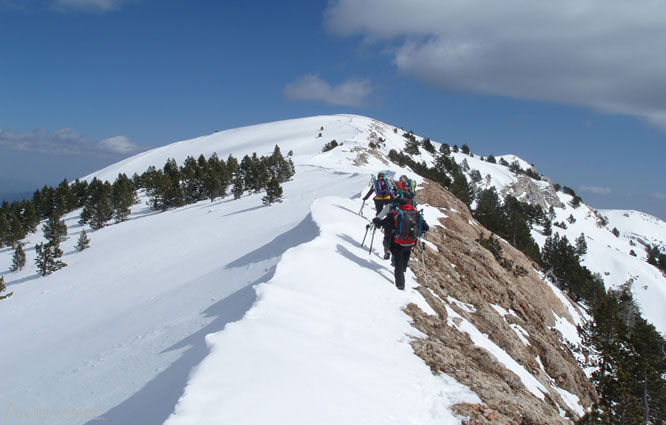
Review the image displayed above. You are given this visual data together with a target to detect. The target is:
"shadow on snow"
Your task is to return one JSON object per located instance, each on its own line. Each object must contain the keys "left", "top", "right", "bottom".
{"left": 85, "top": 213, "right": 320, "bottom": 425}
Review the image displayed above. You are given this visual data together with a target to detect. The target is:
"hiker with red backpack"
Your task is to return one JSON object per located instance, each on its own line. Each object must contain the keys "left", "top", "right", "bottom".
{"left": 373, "top": 197, "right": 429, "bottom": 290}
{"left": 394, "top": 175, "right": 416, "bottom": 202}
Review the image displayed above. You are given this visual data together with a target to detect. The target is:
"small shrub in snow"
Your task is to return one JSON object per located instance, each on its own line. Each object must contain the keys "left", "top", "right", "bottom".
{"left": 76, "top": 230, "right": 90, "bottom": 252}
{"left": 322, "top": 140, "right": 339, "bottom": 152}
{"left": 0, "top": 276, "right": 13, "bottom": 300}
{"left": 9, "top": 243, "right": 26, "bottom": 272}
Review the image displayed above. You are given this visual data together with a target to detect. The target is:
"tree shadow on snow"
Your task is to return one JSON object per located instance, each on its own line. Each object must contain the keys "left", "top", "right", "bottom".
{"left": 5, "top": 273, "right": 41, "bottom": 286}
{"left": 221, "top": 203, "right": 267, "bottom": 218}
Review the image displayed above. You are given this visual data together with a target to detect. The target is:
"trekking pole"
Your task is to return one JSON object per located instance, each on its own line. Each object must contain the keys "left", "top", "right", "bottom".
{"left": 418, "top": 238, "right": 428, "bottom": 285}
{"left": 359, "top": 200, "right": 366, "bottom": 216}
{"left": 369, "top": 226, "right": 377, "bottom": 254}
{"left": 361, "top": 224, "right": 372, "bottom": 247}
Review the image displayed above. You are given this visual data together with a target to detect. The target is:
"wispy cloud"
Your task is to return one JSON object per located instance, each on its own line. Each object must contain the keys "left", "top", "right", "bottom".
{"left": 580, "top": 185, "right": 612, "bottom": 195}
{"left": 654, "top": 192, "right": 666, "bottom": 200}
{"left": 0, "top": 128, "right": 143, "bottom": 156}
{"left": 284, "top": 74, "right": 374, "bottom": 107}
{"left": 53, "top": 0, "right": 123, "bottom": 12}
{"left": 325, "top": 0, "right": 666, "bottom": 131}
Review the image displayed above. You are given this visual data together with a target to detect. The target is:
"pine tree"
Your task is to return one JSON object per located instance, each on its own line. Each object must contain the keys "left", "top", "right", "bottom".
{"left": 31, "top": 188, "right": 43, "bottom": 219}
{"left": 144, "top": 168, "right": 168, "bottom": 211}
{"left": 438, "top": 143, "right": 450, "bottom": 156}
{"left": 163, "top": 158, "right": 185, "bottom": 208}
{"left": 84, "top": 178, "right": 113, "bottom": 229}
{"left": 226, "top": 154, "right": 239, "bottom": 176}
{"left": 461, "top": 143, "right": 470, "bottom": 155}
{"left": 404, "top": 137, "right": 420, "bottom": 155}
{"left": 231, "top": 175, "right": 244, "bottom": 200}
{"left": 6, "top": 214, "right": 26, "bottom": 248}
{"left": 0, "top": 275, "right": 13, "bottom": 300}
{"left": 262, "top": 177, "right": 283, "bottom": 205}
{"left": 111, "top": 174, "right": 136, "bottom": 223}
{"left": 9, "top": 243, "right": 26, "bottom": 272}
{"left": 76, "top": 230, "right": 90, "bottom": 252}
{"left": 208, "top": 152, "right": 229, "bottom": 186}
{"left": 239, "top": 155, "right": 254, "bottom": 191}
{"left": 255, "top": 161, "right": 269, "bottom": 193}
{"left": 54, "top": 178, "right": 70, "bottom": 216}
{"left": 0, "top": 213, "right": 9, "bottom": 248}
{"left": 35, "top": 242, "right": 66, "bottom": 276}
{"left": 71, "top": 179, "right": 89, "bottom": 208}
{"left": 131, "top": 173, "right": 143, "bottom": 189}
{"left": 422, "top": 138, "right": 435, "bottom": 153}
{"left": 39, "top": 185, "right": 56, "bottom": 218}
{"left": 42, "top": 215, "right": 67, "bottom": 245}
{"left": 575, "top": 233, "right": 588, "bottom": 256}
{"left": 180, "top": 156, "right": 204, "bottom": 204}
{"left": 548, "top": 205, "right": 556, "bottom": 221}
{"left": 474, "top": 188, "right": 504, "bottom": 234}
{"left": 22, "top": 200, "right": 39, "bottom": 233}
{"left": 202, "top": 166, "right": 224, "bottom": 201}
{"left": 450, "top": 172, "right": 474, "bottom": 207}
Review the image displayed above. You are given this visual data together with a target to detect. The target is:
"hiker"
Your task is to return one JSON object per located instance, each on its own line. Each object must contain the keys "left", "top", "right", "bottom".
{"left": 362, "top": 172, "right": 394, "bottom": 214}
{"left": 396, "top": 175, "right": 416, "bottom": 200}
{"left": 373, "top": 198, "right": 429, "bottom": 290}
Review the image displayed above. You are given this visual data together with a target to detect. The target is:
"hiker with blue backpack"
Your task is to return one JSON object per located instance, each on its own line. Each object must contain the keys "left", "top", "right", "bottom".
{"left": 373, "top": 194, "right": 429, "bottom": 291}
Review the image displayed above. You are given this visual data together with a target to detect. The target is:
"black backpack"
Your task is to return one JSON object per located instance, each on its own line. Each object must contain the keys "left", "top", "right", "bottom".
{"left": 393, "top": 208, "right": 423, "bottom": 246}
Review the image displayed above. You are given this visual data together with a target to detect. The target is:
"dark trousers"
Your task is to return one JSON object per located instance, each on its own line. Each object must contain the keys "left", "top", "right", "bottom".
{"left": 390, "top": 242, "right": 413, "bottom": 289}
{"left": 374, "top": 198, "right": 390, "bottom": 214}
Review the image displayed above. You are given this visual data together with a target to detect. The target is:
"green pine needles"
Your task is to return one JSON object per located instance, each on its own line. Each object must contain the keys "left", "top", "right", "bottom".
{"left": 76, "top": 230, "right": 90, "bottom": 252}
{"left": 0, "top": 275, "right": 13, "bottom": 300}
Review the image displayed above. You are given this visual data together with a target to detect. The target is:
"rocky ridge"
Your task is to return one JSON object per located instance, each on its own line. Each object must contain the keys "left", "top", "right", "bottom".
{"left": 407, "top": 180, "right": 596, "bottom": 424}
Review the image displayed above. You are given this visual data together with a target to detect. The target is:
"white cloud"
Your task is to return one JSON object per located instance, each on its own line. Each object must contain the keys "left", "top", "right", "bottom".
{"left": 284, "top": 74, "right": 374, "bottom": 107}
{"left": 654, "top": 193, "right": 666, "bottom": 200}
{"left": 325, "top": 0, "right": 666, "bottom": 130}
{"left": 580, "top": 185, "right": 612, "bottom": 195}
{"left": 0, "top": 128, "right": 142, "bottom": 156}
{"left": 53, "top": 0, "right": 123, "bottom": 12}
{"left": 99, "top": 135, "right": 139, "bottom": 154}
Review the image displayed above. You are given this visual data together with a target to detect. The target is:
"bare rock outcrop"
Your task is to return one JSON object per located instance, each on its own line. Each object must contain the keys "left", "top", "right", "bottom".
{"left": 408, "top": 180, "right": 595, "bottom": 424}
{"left": 501, "top": 175, "right": 564, "bottom": 209}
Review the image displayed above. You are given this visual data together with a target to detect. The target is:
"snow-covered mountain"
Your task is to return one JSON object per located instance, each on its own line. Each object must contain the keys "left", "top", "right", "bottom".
{"left": 1, "top": 114, "right": 664, "bottom": 425}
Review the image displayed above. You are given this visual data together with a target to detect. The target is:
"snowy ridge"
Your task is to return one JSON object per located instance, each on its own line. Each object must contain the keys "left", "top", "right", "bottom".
{"left": 2, "top": 114, "right": 664, "bottom": 424}
{"left": 165, "top": 196, "right": 479, "bottom": 425}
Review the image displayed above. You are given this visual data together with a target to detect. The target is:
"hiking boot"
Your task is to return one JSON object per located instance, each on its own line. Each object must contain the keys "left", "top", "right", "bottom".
{"left": 383, "top": 251, "right": 391, "bottom": 260}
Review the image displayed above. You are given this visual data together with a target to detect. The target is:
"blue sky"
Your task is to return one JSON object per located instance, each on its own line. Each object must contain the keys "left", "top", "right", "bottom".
{"left": 1, "top": 0, "right": 665, "bottom": 220}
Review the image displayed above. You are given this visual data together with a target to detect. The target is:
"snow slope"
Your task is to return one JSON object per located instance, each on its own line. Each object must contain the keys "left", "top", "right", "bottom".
{"left": 164, "top": 196, "right": 479, "bottom": 425}
{"left": 0, "top": 115, "right": 471, "bottom": 425}
{"left": 1, "top": 114, "right": 664, "bottom": 425}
